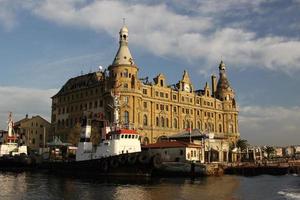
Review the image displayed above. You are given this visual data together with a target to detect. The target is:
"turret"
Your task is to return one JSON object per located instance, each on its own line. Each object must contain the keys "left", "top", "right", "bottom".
{"left": 108, "top": 24, "right": 139, "bottom": 90}
{"left": 216, "top": 61, "right": 235, "bottom": 101}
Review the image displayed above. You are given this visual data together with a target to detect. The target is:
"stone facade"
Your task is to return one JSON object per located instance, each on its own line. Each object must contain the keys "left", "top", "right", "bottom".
{"left": 51, "top": 25, "right": 240, "bottom": 145}
{"left": 14, "top": 115, "right": 51, "bottom": 151}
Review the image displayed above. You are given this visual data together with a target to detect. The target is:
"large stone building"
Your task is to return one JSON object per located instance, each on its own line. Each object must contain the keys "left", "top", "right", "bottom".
{"left": 51, "top": 25, "right": 240, "bottom": 145}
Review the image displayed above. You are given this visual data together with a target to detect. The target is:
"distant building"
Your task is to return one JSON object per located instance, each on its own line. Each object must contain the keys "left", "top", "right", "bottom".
{"left": 51, "top": 25, "right": 240, "bottom": 145}
{"left": 275, "top": 147, "right": 284, "bottom": 158}
{"left": 284, "top": 146, "right": 295, "bottom": 158}
{"left": 14, "top": 115, "right": 51, "bottom": 151}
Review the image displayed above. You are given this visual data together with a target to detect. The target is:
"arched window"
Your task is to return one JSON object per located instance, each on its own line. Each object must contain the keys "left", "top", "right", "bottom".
{"left": 124, "top": 69, "right": 129, "bottom": 77}
{"left": 156, "top": 117, "right": 159, "bottom": 126}
{"left": 161, "top": 117, "right": 165, "bottom": 127}
{"left": 143, "top": 115, "right": 148, "bottom": 126}
{"left": 219, "top": 124, "right": 222, "bottom": 133}
{"left": 229, "top": 124, "right": 234, "bottom": 133}
{"left": 173, "top": 118, "right": 178, "bottom": 129}
{"left": 124, "top": 111, "right": 129, "bottom": 124}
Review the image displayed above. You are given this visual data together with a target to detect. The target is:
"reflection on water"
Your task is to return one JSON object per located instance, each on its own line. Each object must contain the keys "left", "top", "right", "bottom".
{"left": 0, "top": 172, "right": 299, "bottom": 200}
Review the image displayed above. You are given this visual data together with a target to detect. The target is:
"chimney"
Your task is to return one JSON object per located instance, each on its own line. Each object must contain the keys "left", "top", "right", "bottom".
{"left": 25, "top": 114, "right": 28, "bottom": 119}
{"left": 211, "top": 74, "right": 217, "bottom": 97}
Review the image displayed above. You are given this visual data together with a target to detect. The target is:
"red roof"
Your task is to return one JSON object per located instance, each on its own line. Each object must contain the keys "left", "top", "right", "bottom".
{"left": 110, "top": 129, "right": 138, "bottom": 134}
{"left": 142, "top": 140, "right": 201, "bottom": 149}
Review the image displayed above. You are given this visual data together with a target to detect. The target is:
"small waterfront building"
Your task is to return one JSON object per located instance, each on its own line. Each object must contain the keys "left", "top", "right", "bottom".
{"left": 168, "top": 129, "right": 230, "bottom": 163}
{"left": 275, "top": 147, "right": 284, "bottom": 158}
{"left": 294, "top": 146, "right": 300, "bottom": 159}
{"left": 284, "top": 146, "right": 295, "bottom": 158}
{"left": 14, "top": 115, "right": 51, "bottom": 151}
{"left": 143, "top": 140, "right": 203, "bottom": 163}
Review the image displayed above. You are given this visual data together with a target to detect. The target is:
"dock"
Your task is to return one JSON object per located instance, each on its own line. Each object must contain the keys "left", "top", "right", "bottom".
{"left": 224, "top": 160, "right": 300, "bottom": 176}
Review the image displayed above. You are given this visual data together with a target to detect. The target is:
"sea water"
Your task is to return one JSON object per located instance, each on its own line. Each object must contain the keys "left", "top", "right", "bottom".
{"left": 0, "top": 172, "right": 299, "bottom": 200}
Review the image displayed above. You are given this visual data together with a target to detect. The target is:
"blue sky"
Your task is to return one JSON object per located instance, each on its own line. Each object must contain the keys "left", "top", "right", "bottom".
{"left": 0, "top": 0, "right": 299, "bottom": 145}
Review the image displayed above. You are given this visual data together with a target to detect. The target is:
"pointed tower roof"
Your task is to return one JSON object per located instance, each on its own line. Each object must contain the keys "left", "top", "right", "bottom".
{"left": 181, "top": 70, "right": 191, "bottom": 83}
{"left": 112, "top": 25, "right": 135, "bottom": 66}
{"left": 217, "top": 60, "right": 231, "bottom": 90}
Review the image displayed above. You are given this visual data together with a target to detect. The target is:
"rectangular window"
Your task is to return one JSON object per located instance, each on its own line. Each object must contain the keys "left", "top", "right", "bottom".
{"left": 173, "top": 95, "right": 177, "bottom": 100}
{"left": 182, "top": 108, "right": 185, "bottom": 113}
{"left": 143, "top": 102, "right": 147, "bottom": 109}
{"left": 156, "top": 91, "right": 159, "bottom": 96}
{"left": 160, "top": 104, "right": 164, "bottom": 110}
{"left": 166, "top": 105, "right": 169, "bottom": 111}
{"left": 160, "top": 92, "right": 164, "bottom": 97}
{"left": 165, "top": 93, "right": 169, "bottom": 98}
{"left": 143, "top": 89, "right": 147, "bottom": 95}
{"left": 156, "top": 104, "right": 159, "bottom": 110}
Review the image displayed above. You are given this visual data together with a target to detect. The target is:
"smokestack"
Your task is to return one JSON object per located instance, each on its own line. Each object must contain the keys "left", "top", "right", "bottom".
{"left": 211, "top": 74, "right": 217, "bottom": 97}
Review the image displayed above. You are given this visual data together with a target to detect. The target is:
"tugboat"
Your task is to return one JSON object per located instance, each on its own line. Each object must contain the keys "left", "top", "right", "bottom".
{"left": 46, "top": 92, "right": 155, "bottom": 176}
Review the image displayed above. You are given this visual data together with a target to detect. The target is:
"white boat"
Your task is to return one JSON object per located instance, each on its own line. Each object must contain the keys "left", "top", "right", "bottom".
{"left": 75, "top": 92, "right": 141, "bottom": 162}
{"left": 0, "top": 112, "right": 28, "bottom": 157}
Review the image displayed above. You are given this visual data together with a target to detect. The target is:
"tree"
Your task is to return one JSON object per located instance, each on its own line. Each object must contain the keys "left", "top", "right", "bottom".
{"left": 236, "top": 139, "right": 248, "bottom": 152}
{"left": 264, "top": 146, "right": 275, "bottom": 159}
{"left": 68, "top": 123, "right": 81, "bottom": 145}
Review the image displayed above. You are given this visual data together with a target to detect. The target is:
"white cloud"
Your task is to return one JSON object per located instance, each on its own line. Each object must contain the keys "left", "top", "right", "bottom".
{"left": 23, "top": 0, "right": 300, "bottom": 74}
{"left": 0, "top": 86, "right": 57, "bottom": 130}
{"left": 239, "top": 106, "right": 300, "bottom": 146}
{"left": 1, "top": 0, "right": 300, "bottom": 73}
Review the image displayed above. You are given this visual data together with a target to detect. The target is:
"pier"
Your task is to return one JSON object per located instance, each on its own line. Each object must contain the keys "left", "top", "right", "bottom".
{"left": 223, "top": 160, "right": 300, "bottom": 176}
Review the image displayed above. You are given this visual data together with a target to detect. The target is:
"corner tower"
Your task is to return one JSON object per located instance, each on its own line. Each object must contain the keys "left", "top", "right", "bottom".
{"left": 108, "top": 25, "right": 139, "bottom": 90}
{"left": 216, "top": 61, "right": 235, "bottom": 101}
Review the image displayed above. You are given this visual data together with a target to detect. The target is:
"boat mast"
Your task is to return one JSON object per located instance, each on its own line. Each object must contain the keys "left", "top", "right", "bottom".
{"left": 7, "top": 112, "right": 14, "bottom": 138}
{"left": 110, "top": 91, "right": 121, "bottom": 130}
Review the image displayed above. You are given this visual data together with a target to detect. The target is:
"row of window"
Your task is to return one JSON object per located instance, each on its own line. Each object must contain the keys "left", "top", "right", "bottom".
{"left": 58, "top": 88, "right": 103, "bottom": 103}
{"left": 204, "top": 101, "right": 214, "bottom": 107}
{"left": 58, "top": 100, "right": 104, "bottom": 114}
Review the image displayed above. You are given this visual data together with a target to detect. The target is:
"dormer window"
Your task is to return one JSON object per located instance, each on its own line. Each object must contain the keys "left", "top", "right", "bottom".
{"left": 160, "top": 79, "right": 164, "bottom": 87}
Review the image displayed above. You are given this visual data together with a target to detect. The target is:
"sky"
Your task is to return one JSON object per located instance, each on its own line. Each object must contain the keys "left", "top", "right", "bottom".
{"left": 0, "top": 0, "right": 299, "bottom": 146}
